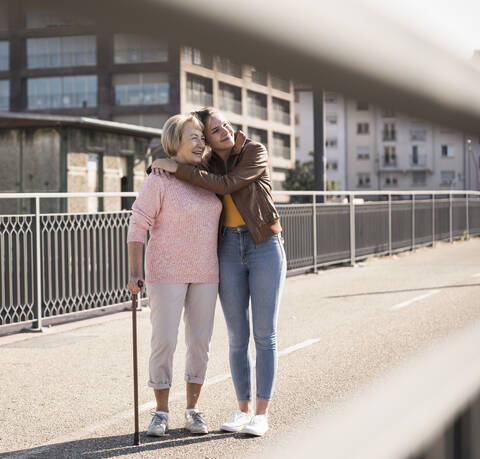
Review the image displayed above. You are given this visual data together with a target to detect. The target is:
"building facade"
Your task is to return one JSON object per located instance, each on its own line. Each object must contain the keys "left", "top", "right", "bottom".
{"left": 0, "top": 1, "right": 295, "bottom": 190}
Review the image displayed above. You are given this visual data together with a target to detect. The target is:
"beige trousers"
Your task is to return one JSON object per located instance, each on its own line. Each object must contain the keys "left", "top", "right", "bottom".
{"left": 147, "top": 282, "right": 218, "bottom": 390}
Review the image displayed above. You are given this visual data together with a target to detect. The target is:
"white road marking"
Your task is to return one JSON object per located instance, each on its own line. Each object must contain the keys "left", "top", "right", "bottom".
{"left": 472, "top": 273, "right": 480, "bottom": 278}
{"left": 7, "top": 338, "right": 320, "bottom": 458}
{"left": 390, "top": 290, "right": 441, "bottom": 311}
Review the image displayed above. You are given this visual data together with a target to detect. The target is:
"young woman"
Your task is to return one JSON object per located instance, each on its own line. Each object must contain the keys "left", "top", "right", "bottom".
{"left": 152, "top": 107, "right": 286, "bottom": 437}
{"left": 127, "top": 114, "right": 222, "bottom": 436}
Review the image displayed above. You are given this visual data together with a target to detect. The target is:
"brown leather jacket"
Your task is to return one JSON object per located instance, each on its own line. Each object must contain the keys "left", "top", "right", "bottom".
{"left": 175, "top": 131, "right": 282, "bottom": 244}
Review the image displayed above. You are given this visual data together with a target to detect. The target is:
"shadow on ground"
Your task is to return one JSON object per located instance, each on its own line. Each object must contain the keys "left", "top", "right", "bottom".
{"left": 1, "top": 429, "right": 254, "bottom": 458}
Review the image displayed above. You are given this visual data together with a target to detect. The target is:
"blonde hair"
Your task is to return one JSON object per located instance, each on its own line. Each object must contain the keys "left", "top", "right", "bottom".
{"left": 161, "top": 114, "right": 204, "bottom": 157}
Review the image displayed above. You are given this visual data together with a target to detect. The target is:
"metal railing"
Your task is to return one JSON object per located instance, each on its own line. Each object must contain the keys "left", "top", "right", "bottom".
{"left": 1, "top": 190, "right": 479, "bottom": 331}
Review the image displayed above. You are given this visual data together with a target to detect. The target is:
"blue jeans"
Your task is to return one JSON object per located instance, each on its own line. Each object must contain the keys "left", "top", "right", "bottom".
{"left": 219, "top": 225, "right": 286, "bottom": 401}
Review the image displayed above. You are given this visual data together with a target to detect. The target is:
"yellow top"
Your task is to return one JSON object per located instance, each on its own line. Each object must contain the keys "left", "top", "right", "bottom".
{"left": 222, "top": 194, "right": 246, "bottom": 227}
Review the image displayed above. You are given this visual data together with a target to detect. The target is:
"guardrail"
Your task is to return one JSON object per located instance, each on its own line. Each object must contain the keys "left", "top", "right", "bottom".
{"left": 1, "top": 190, "right": 479, "bottom": 332}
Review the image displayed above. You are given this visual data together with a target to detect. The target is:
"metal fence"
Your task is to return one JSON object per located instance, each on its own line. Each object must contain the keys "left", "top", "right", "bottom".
{"left": 1, "top": 190, "right": 479, "bottom": 331}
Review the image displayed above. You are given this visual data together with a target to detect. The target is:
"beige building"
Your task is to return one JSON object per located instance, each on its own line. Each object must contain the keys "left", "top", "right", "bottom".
{"left": 180, "top": 48, "right": 296, "bottom": 190}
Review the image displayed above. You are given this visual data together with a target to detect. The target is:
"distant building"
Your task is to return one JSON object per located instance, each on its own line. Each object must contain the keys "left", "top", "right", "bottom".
{"left": 0, "top": 112, "right": 162, "bottom": 214}
{"left": 0, "top": 1, "right": 295, "bottom": 190}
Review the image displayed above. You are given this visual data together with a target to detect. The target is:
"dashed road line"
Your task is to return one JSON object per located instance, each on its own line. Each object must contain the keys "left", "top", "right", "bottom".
{"left": 390, "top": 290, "right": 441, "bottom": 311}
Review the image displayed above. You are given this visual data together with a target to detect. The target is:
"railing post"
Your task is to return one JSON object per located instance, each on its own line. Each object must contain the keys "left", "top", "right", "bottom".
{"left": 466, "top": 193, "right": 470, "bottom": 238}
{"left": 412, "top": 194, "right": 416, "bottom": 251}
{"left": 432, "top": 193, "right": 435, "bottom": 246}
{"left": 449, "top": 192, "right": 453, "bottom": 243}
{"left": 350, "top": 193, "right": 356, "bottom": 266}
{"left": 313, "top": 194, "right": 317, "bottom": 272}
{"left": 33, "top": 197, "right": 43, "bottom": 331}
{"left": 388, "top": 193, "right": 392, "bottom": 256}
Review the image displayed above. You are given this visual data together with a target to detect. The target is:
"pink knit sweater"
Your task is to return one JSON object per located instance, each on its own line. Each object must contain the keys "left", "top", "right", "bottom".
{"left": 127, "top": 173, "right": 222, "bottom": 284}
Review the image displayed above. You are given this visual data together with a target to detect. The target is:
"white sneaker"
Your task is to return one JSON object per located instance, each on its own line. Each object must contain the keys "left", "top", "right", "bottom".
{"left": 243, "top": 415, "right": 269, "bottom": 436}
{"left": 147, "top": 411, "right": 168, "bottom": 436}
{"left": 220, "top": 410, "right": 252, "bottom": 432}
{"left": 185, "top": 410, "right": 209, "bottom": 434}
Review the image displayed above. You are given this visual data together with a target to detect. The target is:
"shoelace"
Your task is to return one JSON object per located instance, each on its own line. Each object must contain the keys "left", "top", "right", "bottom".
{"left": 150, "top": 410, "right": 168, "bottom": 426}
{"left": 190, "top": 411, "right": 206, "bottom": 424}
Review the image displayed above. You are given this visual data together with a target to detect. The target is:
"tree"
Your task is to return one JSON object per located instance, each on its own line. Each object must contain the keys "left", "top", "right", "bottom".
{"left": 283, "top": 151, "right": 337, "bottom": 202}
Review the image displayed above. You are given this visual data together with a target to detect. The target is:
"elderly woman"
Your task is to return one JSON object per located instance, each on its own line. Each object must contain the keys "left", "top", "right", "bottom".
{"left": 152, "top": 107, "right": 286, "bottom": 437}
{"left": 126, "top": 114, "right": 222, "bottom": 436}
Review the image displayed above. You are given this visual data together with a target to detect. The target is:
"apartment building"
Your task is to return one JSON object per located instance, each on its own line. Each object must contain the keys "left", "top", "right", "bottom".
{"left": 295, "top": 87, "right": 467, "bottom": 191}
{"left": 0, "top": 1, "right": 295, "bottom": 191}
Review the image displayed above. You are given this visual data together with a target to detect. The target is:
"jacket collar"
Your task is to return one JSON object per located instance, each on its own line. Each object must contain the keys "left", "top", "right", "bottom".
{"left": 231, "top": 130, "right": 247, "bottom": 155}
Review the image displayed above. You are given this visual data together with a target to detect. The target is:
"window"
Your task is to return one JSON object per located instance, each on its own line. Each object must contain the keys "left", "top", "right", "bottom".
{"left": 383, "top": 145, "right": 397, "bottom": 166}
{"left": 27, "top": 75, "right": 97, "bottom": 109}
{"left": 412, "top": 171, "right": 426, "bottom": 186}
{"left": 383, "top": 122, "right": 396, "bottom": 141}
{"left": 411, "top": 145, "right": 426, "bottom": 166}
{"left": 441, "top": 144, "right": 455, "bottom": 158}
{"left": 324, "top": 92, "right": 337, "bottom": 103}
{"left": 441, "top": 170, "right": 455, "bottom": 186}
{"left": 357, "top": 122, "right": 369, "bottom": 134}
{"left": 186, "top": 73, "right": 212, "bottom": 106}
{"left": 381, "top": 108, "right": 395, "bottom": 117}
{"left": 327, "top": 161, "right": 338, "bottom": 171}
{"left": 0, "top": 79, "right": 9, "bottom": 110}
{"left": 356, "top": 101, "right": 369, "bottom": 110}
{"left": 250, "top": 66, "right": 267, "bottom": 86}
{"left": 272, "top": 97, "right": 290, "bottom": 125}
{"left": 113, "top": 114, "right": 169, "bottom": 130}
{"left": 114, "top": 35, "right": 168, "bottom": 64}
{"left": 247, "top": 90, "right": 267, "bottom": 120}
{"left": 356, "top": 146, "right": 370, "bottom": 160}
{"left": 272, "top": 133, "right": 291, "bottom": 159}
{"left": 294, "top": 91, "right": 300, "bottom": 103}
{"left": 271, "top": 75, "right": 290, "bottom": 92}
{"left": 25, "top": 2, "right": 91, "bottom": 28}
{"left": 248, "top": 127, "right": 268, "bottom": 147}
{"left": 326, "top": 114, "right": 337, "bottom": 125}
{"left": 384, "top": 175, "right": 398, "bottom": 187}
{"left": 325, "top": 138, "right": 337, "bottom": 148}
{"left": 410, "top": 127, "right": 426, "bottom": 141}
{"left": 295, "top": 136, "right": 300, "bottom": 148}
{"left": 0, "top": 41, "right": 8, "bottom": 71}
{"left": 295, "top": 114, "right": 300, "bottom": 125}
{"left": 357, "top": 173, "right": 371, "bottom": 187}
{"left": 218, "top": 82, "right": 242, "bottom": 114}
{"left": 27, "top": 36, "right": 96, "bottom": 68}
{"left": 183, "top": 47, "right": 212, "bottom": 68}
{"left": 114, "top": 73, "right": 169, "bottom": 106}
{"left": 215, "top": 56, "right": 242, "bottom": 78}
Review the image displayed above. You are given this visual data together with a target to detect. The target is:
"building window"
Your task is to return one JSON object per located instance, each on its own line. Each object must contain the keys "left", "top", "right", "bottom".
{"left": 324, "top": 92, "right": 337, "bottom": 103}
{"left": 441, "top": 144, "right": 454, "bottom": 158}
{"left": 384, "top": 175, "right": 398, "bottom": 187}
{"left": 27, "top": 36, "right": 96, "bottom": 68}
{"left": 383, "top": 145, "right": 397, "bottom": 166}
{"left": 27, "top": 75, "right": 97, "bottom": 109}
{"left": 381, "top": 108, "right": 395, "bottom": 118}
{"left": 383, "top": 122, "right": 396, "bottom": 141}
{"left": 0, "top": 79, "right": 9, "bottom": 110}
{"left": 295, "top": 113, "right": 300, "bottom": 125}
{"left": 412, "top": 171, "right": 426, "bottom": 186}
{"left": 357, "top": 173, "right": 371, "bottom": 188}
{"left": 250, "top": 66, "right": 267, "bottom": 86}
{"left": 248, "top": 127, "right": 268, "bottom": 148}
{"left": 114, "top": 73, "right": 169, "bottom": 106}
{"left": 411, "top": 145, "right": 426, "bottom": 166}
{"left": 295, "top": 136, "right": 300, "bottom": 148}
{"left": 25, "top": 3, "right": 90, "bottom": 28}
{"left": 410, "top": 127, "right": 426, "bottom": 142}
{"left": 357, "top": 122, "right": 369, "bottom": 134}
{"left": 327, "top": 161, "right": 338, "bottom": 171}
{"left": 325, "top": 138, "right": 337, "bottom": 148}
{"left": 183, "top": 47, "right": 212, "bottom": 68}
{"left": 326, "top": 114, "right": 337, "bottom": 125}
{"left": 441, "top": 170, "right": 455, "bottom": 186}
{"left": 0, "top": 41, "right": 8, "bottom": 71}
{"left": 186, "top": 73, "right": 212, "bottom": 106}
{"left": 271, "top": 75, "right": 290, "bottom": 92}
{"left": 272, "top": 97, "right": 290, "bottom": 125}
{"left": 294, "top": 91, "right": 300, "bottom": 103}
{"left": 215, "top": 56, "right": 242, "bottom": 78}
{"left": 231, "top": 123, "right": 242, "bottom": 132}
{"left": 218, "top": 82, "right": 242, "bottom": 115}
{"left": 114, "top": 35, "right": 168, "bottom": 64}
{"left": 356, "top": 101, "right": 369, "bottom": 110}
{"left": 272, "top": 133, "right": 291, "bottom": 159}
{"left": 356, "top": 146, "right": 370, "bottom": 160}
{"left": 247, "top": 90, "right": 267, "bottom": 120}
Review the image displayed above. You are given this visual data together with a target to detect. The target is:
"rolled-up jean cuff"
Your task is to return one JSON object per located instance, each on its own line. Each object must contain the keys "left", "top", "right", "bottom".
{"left": 185, "top": 375, "right": 206, "bottom": 384}
{"left": 148, "top": 381, "right": 172, "bottom": 390}
{"left": 256, "top": 394, "right": 272, "bottom": 401}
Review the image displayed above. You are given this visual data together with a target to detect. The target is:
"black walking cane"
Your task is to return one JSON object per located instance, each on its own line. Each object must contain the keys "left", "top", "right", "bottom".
{"left": 131, "top": 279, "right": 143, "bottom": 446}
